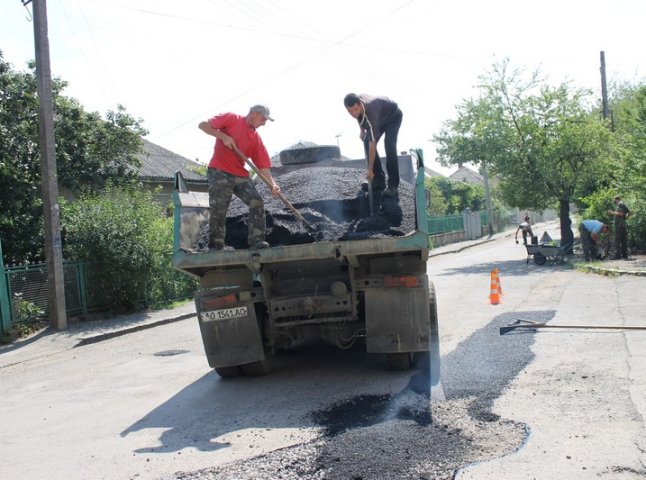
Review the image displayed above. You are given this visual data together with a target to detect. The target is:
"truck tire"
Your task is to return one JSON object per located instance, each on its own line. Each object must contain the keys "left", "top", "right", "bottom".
{"left": 241, "top": 357, "right": 272, "bottom": 376}
{"left": 386, "top": 352, "right": 414, "bottom": 370}
{"left": 429, "top": 281, "right": 441, "bottom": 385}
{"left": 214, "top": 366, "right": 242, "bottom": 378}
{"left": 279, "top": 145, "right": 340, "bottom": 165}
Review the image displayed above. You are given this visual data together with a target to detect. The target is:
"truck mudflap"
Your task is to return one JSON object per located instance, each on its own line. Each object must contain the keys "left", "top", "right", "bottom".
{"left": 195, "top": 291, "right": 264, "bottom": 369}
{"left": 360, "top": 274, "right": 431, "bottom": 353}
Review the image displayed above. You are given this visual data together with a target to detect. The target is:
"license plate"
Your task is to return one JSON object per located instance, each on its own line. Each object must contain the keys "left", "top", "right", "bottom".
{"left": 200, "top": 305, "right": 248, "bottom": 322}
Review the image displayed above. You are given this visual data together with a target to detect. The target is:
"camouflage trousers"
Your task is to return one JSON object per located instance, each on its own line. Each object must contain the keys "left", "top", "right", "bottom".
{"left": 208, "top": 168, "right": 265, "bottom": 249}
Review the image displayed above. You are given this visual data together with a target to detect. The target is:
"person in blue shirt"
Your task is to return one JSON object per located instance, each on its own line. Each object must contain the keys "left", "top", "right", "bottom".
{"left": 578, "top": 219, "right": 609, "bottom": 261}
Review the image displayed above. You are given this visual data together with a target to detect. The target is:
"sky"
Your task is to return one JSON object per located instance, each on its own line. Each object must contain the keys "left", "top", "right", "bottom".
{"left": 2, "top": 0, "right": 644, "bottom": 176}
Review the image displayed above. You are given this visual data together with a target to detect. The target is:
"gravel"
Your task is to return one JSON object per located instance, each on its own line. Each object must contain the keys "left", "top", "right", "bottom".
{"left": 194, "top": 167, "right": 417, "bottom": 250}
{"left": 163, "top": 396, "right": 526, "bottom": 480}
{"left": 160, "top": 313, "right": 543, "bottom": 480}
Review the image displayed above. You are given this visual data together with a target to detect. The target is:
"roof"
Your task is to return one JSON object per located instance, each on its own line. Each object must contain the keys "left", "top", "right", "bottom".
{"left": 135, "top": 138, "right": 207, "bottom": 183}
{"left": 449, "top": 165, "right": 483, "bottom": 185}
{"left": 424, "top": 166, "right": 445, "bottom": 178}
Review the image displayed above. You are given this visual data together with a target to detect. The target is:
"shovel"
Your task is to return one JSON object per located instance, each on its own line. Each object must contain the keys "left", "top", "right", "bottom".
{"left": 232, "top": 145, "right": 315, "bottom": 231}
{"left": 367, "top": 179, "right": 374, "bottom": 216}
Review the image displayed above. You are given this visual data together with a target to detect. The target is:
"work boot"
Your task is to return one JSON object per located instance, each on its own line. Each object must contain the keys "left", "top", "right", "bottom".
{"left": 361, "top": 180, "right": 386, "bottom": 191}
{"left": 383, "top": 186, "right": 398, "bottom": 198}
{"left": 250, "top": 241, "right": 270, "bottom": 250}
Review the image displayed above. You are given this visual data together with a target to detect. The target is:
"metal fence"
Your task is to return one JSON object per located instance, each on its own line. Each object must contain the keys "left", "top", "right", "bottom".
{"left": 2, "top": 261, "right": 94, "bottom": 332}
{"left": 427, "top": 214, "right": 464, "bottom": 235}
{"left": 0, "top": 258, "right": 195, "bottom": 338}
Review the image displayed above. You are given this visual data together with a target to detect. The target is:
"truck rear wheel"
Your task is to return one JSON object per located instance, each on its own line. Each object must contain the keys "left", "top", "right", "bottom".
{"left": 386, "top": 352, "right": 414, "bottom": 370}
{"left": 429, "top": 282, "right": 441, "bottom": 385}
{"left": 241, "top": 358, "right": 272, "bottom": 376}
{"left": 214, "top": 366, "right": 242, "bottom": 378}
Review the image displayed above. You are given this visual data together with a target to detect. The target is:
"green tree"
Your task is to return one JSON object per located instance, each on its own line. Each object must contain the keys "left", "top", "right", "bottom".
{"left": 61, "top": 185, "right": 195, "bottom": 312}
{"left": 601, "top": 82, "right": 646, "bottom": 251}
{"left": 0, "top": 51, "right": 147, "bottom": 264}
{"left": 434, "top": 59, "right": 614, "bottom": 250}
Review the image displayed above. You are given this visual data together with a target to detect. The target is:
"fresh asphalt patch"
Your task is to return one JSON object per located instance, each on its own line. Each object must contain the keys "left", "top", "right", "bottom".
{"left": 162, "top": 311, "right": 552, "bottom": 480}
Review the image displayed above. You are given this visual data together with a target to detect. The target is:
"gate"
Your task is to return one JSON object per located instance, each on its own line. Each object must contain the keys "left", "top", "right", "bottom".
{"left": 0, "top": 239, "right": 11, "bottom": 337}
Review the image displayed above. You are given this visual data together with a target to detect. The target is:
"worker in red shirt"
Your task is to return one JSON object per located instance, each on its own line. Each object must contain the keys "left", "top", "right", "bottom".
{"left": 199, "top": 105, "right": 280, "bottom": 251}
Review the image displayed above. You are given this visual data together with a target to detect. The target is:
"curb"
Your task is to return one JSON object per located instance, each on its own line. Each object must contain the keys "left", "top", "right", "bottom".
{"left": 579, "top": 265, "right": 646, "bottom": 277}
{"left": 74, "top": 312, "right": 196, "bottom": 347}
{"left": 429, "top": 237, "right": 498, "bottom": 257}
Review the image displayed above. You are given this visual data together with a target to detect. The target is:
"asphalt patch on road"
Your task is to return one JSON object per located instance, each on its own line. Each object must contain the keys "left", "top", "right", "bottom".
{"left": 163, "top": 312, "right": 545, "bottom": 479}
{"left": 441, "top": 310, "right": 554, "bottom": 419}
{"left": 310, "top": 392, "right": 432, "bottom": 437}
{"left": 193, "top": 167, "right": 415, "bottom": 250}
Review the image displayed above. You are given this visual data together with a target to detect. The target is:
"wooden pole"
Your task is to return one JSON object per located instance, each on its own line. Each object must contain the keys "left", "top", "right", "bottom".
{"left": 32, "top": 0, "right": 67, "bottom": 329}
{"left": 600, "top": 51, "right": 609, "bottom": 120}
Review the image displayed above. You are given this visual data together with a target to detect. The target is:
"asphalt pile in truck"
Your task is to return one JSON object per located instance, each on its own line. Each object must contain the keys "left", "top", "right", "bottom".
{"left": 195, "top": 167, "right": 418, "bottom": 250}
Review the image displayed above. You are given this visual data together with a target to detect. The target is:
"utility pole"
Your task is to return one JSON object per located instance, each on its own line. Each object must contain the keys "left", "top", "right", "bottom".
{"left": 335, "top": 133, "right": 341, "bottom": 149}
{"left": 480, "top": 162, "right": 494, "bottom": 236}
{"left": 28, "top": 0, "right": 68, "bottom": 329}
{"left": 600, "top": 51, "right": 609, "bottom": 120}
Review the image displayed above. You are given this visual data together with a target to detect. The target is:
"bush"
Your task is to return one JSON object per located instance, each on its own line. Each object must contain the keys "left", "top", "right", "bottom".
{"left": 626, "top": 199, "right": 646, "bottom": 252}
{"left": 61, "top": 184, "right": 196, "bottom": 313}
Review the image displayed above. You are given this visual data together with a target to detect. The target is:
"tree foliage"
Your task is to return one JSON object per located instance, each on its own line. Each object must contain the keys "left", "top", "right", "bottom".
{"left": 425, "top": 176, "right": 484, "bottom": 215}
{"left": 61, "top": 185, "right": 195, "bottom": 312}
{"left": 0, "top": 51, "right": 147, "bottom": 264}
{"left": 433, "top": 59, "right": 616, "bottom": 249}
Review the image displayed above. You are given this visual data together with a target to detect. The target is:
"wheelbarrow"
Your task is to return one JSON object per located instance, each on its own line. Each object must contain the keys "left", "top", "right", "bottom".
{"left": 525, "top": 241, "right": 570, "bottom": 265}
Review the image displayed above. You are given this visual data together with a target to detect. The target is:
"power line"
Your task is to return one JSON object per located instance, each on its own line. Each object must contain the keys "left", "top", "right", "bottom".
{"left": 156, "top": 0, "right": 417, "bottom": 139}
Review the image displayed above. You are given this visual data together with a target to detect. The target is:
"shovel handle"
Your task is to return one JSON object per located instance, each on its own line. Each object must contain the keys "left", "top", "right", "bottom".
{"left": 232, "top": 145, "right": 314, "bottom": 230}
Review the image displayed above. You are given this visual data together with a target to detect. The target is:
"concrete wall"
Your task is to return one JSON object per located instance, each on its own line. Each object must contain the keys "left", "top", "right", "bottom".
{"left": 430, "top": 230, "right": 467, "bottom": 248}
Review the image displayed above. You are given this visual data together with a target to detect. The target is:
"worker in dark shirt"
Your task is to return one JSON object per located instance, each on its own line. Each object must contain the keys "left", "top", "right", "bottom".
{"left": 607, "top": 195, "right": 631, "bottom": 259}
{"left": 515, "top": 214, "right": 534, "bottom": 245}
{"left": 344, "top": 93, "right": 403, "bottom": 198}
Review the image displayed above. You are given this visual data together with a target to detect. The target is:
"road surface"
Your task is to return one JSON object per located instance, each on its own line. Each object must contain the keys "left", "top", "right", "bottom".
{"left": 1, "top": 224, "right": 645, "bottom": 479}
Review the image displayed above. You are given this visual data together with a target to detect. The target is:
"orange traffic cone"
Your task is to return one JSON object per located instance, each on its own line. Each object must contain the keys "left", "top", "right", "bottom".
{"left": 489, "top": 270, "right": 500, "bottom": 305}
{"left": 493, "top": 268, "right": 503, "bottom": 295}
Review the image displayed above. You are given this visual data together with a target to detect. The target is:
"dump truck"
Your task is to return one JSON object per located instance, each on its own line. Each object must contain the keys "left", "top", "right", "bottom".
{"left": 171, "top": 148, "right": 440, "bottom": 379}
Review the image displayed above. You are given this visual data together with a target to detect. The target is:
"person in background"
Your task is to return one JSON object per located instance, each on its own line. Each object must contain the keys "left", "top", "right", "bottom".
{"left": 515, "top": 213, "right": 534, "bottom": 245}
{"left": 578, "top": 219, "right": 609, "bottom": 262}
{"left": 607, "top": 195, "right": 631, "bottom": 259}
{"left": 198, "top": 104, "right": 280, "bottom": 251}
{"left": 343, "top": 93, "right": 403, "bottom": 198}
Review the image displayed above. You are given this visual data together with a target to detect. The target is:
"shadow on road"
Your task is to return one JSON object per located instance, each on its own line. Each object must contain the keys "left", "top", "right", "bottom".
{"left": 434, "top": 256, "right": 574, "bottom": 279}
{"left": 120, "top": 341, "right": 413, "bottom": 454}
{"left": 121, "top": 310, "right": 553, "bottom": 458}
{"left": 441, "top": 309, "right": 556, "bottom": 418}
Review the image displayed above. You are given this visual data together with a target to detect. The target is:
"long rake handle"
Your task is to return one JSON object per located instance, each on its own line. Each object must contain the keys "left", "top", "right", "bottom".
{"left": 232, "top": 145, "right": 314, "bottom": 230}
{"left": 500, "top": 320, "right": 646, "bottom": 335}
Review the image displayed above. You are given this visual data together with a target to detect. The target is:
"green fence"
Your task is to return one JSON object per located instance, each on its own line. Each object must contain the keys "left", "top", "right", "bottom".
{"left": 427, "top": 214, "right": 464, "bottom": 235}
{"left": 1, "top": 257, "right": 195, "bottom": 337}
{"left": 4, "top": 262, "right": 88, "bottom": 325}
{"left": 0, "top": 241, "right": 11, "bottom": 336}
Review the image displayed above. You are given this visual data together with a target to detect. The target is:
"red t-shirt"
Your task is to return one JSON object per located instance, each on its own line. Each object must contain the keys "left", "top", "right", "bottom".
{"left": 207, "top": 113, "right": 271, "bottom": 177}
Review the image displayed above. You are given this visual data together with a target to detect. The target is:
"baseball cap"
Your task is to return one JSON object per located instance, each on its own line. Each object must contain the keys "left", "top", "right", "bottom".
{"left": 250, "top": 104, "right": 274, "bottom": 121}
